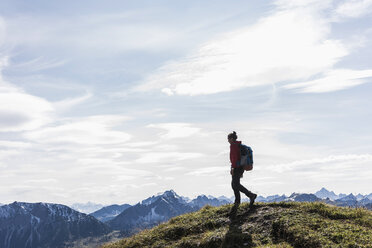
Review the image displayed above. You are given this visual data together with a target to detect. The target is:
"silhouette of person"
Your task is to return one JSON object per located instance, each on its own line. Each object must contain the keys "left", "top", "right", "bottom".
{"left": 228, "top": 131, "right": 257, "bottom": 208}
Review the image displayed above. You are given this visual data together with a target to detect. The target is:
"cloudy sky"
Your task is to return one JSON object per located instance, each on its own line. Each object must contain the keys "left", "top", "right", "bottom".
{"left": 0, "top": 0, "right": 372, "bottom": 206}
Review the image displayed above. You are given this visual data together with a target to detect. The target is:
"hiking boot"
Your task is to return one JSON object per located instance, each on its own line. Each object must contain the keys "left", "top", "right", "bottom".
{"left": 249, "top": 194, "right": 257, "bottom": 207}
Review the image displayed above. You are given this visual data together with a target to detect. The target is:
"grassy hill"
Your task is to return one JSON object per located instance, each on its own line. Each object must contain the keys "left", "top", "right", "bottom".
{"left": 101, "top": 202, "right": 372, "bottom": 248}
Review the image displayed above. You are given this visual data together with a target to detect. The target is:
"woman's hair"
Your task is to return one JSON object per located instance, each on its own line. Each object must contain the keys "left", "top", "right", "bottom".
{"left": 228, "top": 131, "right": 238, "bottom": 140}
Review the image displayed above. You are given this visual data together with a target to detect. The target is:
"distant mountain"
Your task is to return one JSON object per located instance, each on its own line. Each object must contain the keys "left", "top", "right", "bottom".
{"left": 70, "top": 202, "right": 104, "bottom": 214}
{"left": 256, "top": 195, "right": 281, "bottom": 202}
{"left": 358, "top": 197, "right": 372, "bottom": 207}
{"left": 255, "top": 189, "right": 371, "bottom": 209}
{"left": 90, "top": 204, "right": 131, "bottom": 222}
{"left": 254, "top": 188, "right": 371, "bottom": 209}
{"left": 365, "top": 203, "right": 372, "bottom": 210}
{"left": 256, "top": 196, "right": 267, "bottom": 202}
{"left": 356, "top": 193, "right": 365, "bottom": 201}
{"left": 0, "top": 201, "right": 110, "bottom": 248}
{"left": 268, "top": 194, "right": 288, "bottom": 202}
{"left": 287, "top": 193, "right": 321, "bottom": 202}
{"left": 217, "top": 196, "right": 233, "bottom": 202}
{"left": 315, "top": 187, "right": 338, "bottom": 200}
{"left": 106, "top": 190, "right": 230, "bottom": 236}
{"left": 366, "top": 193, "right": 372, "bottom": 200}
{"left": 334, "top": 194, "right": 358, "bottom": 207}
{"left": 190, "top": 195, "right": 230, "bottom": 208}
{"left": 107, "top": 190, "right": 195, "bottom": 236}
{"left": 338, "top": 193, "right": 347, "bottom": 199}
{"left": 338, "top": 193, "right": 357, "bottom": 202}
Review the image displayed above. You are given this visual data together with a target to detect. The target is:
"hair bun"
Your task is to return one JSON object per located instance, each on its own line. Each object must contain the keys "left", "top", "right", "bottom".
{"left": 228, "top": 131, "right": 238, "bottom": 140}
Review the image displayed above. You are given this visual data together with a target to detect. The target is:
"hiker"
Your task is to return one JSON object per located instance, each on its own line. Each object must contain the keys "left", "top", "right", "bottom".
{"left": 228, "top": 131, "right": 257, "bottom": 208}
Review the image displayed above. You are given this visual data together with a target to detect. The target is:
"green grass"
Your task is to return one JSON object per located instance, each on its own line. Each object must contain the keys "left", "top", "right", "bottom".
{"left": 101, "top": 202, "right": 372, "bottom": 248}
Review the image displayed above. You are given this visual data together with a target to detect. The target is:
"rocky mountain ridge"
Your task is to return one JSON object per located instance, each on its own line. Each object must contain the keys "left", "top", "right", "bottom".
{"left": 0, "top": 201, "right": 110, "bottom": 248}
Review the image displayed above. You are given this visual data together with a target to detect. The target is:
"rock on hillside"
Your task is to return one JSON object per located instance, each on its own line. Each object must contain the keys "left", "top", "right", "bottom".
{"left": 102, "top": 202, "right": 372, "bottom": 248}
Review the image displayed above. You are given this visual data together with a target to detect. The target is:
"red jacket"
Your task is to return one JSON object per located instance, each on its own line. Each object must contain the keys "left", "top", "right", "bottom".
{"left": 230, "top": 141, "right": 241, "bottom": 168}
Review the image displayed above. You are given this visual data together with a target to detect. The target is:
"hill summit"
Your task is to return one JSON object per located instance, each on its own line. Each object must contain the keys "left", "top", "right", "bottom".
{"left": 102, "top": 202, "right": 372, "bottom": 248}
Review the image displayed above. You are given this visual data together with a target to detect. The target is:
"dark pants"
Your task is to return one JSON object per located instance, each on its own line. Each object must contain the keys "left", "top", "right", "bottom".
{"left": 231, "top": 166, "right": 254, "bottom": 204}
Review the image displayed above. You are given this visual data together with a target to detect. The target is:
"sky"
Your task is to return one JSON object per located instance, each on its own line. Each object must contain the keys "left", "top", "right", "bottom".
{"left": 0, "top": 0, "right": 372, "bottom": 206}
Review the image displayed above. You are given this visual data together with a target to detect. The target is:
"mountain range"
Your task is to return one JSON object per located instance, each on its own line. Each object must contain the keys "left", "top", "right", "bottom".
{"left": 0, "top": 191, "right": 231, "bottom": 248}
{"left": 105, "top": 190, "right": 230, "bottom": 236}
{"left": 253, "top": 188, "right": 372, "bottom": 209}
{"left": 1, "top": 188, "right": 371, "bottom": 248}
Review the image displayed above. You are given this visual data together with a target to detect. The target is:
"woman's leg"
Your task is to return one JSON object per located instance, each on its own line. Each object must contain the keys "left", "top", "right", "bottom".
{"left": 231, "top": 168, "right": 242, "bottom": 204}
{"left": 232, "top": 167, "right": 255, "bottom": 204}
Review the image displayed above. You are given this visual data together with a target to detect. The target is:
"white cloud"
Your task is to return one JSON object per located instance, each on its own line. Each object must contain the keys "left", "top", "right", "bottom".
{"left": 24, "top": 179, "right": 58, "bottom": 184}
{"left": 0, "top": 80, "right": 54, "bottom": 132}
{"left": 0, "top": 140, "right": 31, "bottom": 149}
{"left": 53, "top": 92, "right": 92, "bottom": 112}
{"left": 135, "top": 152, "right": 203, "bottom": 164}
{"left": 0, "top": 149, "right": 21, "bottom": 161}
{"left": 8, "top": 56, "right": 68, "bottom": 72}
{"left": 126, "top": 141, "right": 159, "bottom": 148}
{"left": 24, "top": 115, "right": 131, "bottom": 145}
{"left": 266, "top": 153, "right": 372, "bottom": 173}
{"left": 0, "top": 17, "right": 5, "bottom": 46}
{"left": 283, "top": 69, "right": 372, "bottom": 92}
{"left": 0, "top": 54, "right": 90, "bottom": 132}
{"left": 275, "top": 0, "right": 333, "bottom": 7}
{"left": 335, "top": 0, "right": 372, "bottom": 18}
{"left": 147, "top": 123, "right": 201, "bottom": 139}
{"left": 186, "top": 166, "right": 228, "bottom": 176}
{"left": 4, "top": 12, "right": 189, "bottom": 55}
{"left": 136, "top": 2, "right": 347, "bottom": 95}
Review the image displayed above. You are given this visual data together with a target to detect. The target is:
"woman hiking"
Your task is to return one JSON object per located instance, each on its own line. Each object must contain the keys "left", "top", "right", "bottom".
{"left": 228, "top": 131, "right": 257, "bottom": 208}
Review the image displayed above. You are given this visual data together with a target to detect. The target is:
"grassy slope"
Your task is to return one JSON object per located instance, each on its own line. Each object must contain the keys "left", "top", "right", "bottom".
{"left": 101, "top": 202, "right": 372, "bottom": 248}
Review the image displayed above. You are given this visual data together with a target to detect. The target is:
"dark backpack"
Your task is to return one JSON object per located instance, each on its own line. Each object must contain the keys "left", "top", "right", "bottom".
{"left": 239, "top": 144, "right": 253, "bottom": 171}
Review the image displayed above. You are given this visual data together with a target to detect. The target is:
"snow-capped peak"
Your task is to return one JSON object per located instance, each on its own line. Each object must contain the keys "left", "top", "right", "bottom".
{"left": 315, "top": 187, "right": 338, "bottom": 200}
{"left": 0, "top": 201, "right": 87, "bottom": 222}
{"left": 142, "top": 189, "right": 183, "bottom": 206}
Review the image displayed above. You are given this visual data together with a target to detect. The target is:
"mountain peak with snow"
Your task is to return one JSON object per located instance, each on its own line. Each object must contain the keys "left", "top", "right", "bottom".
{"left": 141, "top": 189, "right": 184, "bottom": 206}
{"left": 0, "top": 201, "right": 110, "bottom": 248}
{"left": 315, "top": 187, "right": 338, "bottom": 200}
